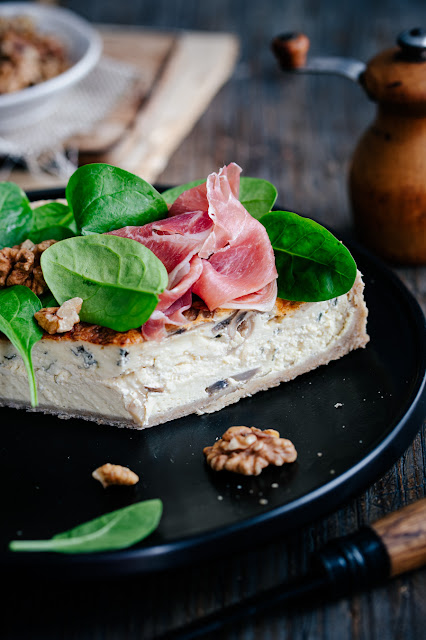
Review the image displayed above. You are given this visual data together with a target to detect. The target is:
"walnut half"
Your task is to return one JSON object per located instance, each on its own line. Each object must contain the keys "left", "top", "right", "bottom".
{"left": 203, "top": 426, "right": 297, "bottom": 476}
{"left": 34, "top": 297, "right": 83, "bottom": 334}
{"left": 92, "top": 463, "right": 139, "bottom": 489}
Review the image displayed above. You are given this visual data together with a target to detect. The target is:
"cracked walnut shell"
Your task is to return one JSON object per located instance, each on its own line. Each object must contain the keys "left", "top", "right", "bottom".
{"left": 34, "top": 297, "right": 83, "bottom": 334}
{"left": 0, "top": 238, "right": 56, "bottom": 295}
{"left": 92, "top": 463, "right": 139, "bottom": 488}
{"left": 203, "top": 426, "right": 297, "bottom": 476}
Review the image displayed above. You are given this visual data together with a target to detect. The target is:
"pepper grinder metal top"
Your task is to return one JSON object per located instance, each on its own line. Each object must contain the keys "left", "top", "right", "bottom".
{"left": 397, "top": 28, "right": 426, "bottom": 56}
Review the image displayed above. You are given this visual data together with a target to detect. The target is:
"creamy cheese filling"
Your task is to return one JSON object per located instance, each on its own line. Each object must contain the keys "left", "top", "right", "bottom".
{"left": 0, "top": 292, "right": 356, "bottom": 427}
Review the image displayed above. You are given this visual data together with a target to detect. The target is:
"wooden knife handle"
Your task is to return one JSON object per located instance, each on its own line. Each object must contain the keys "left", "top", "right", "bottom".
{"left": 371, "top": 498, "right": 426, "bottom": 577}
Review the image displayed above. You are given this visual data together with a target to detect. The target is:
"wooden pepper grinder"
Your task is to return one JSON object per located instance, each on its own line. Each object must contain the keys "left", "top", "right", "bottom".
{"left": 272, "top": 29, "right": 426, "bottom": 264}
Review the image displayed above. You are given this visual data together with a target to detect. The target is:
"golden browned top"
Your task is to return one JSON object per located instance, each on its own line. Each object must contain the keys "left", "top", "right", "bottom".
{"left": 0, "top": 297, "right": 305, "bottom": 347}
{"left": 274, "top": 298, "right": 303, "bottom": 316}
{"left": 181, "top": 298, "right": 303, "bottom": 324}
{"left": 43, "top": 298, "right": 304, "bottom": 345}
{"left": 42, "top": 322, "right": 145, "bottom": 346}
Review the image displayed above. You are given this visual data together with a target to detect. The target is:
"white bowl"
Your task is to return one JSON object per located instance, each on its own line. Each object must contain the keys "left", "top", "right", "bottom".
{"left": 0, "top": 2, "right": 102, "bottom": 132}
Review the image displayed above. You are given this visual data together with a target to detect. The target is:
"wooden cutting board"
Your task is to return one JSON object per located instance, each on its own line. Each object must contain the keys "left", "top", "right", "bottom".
{"left": 10, "top": 26, "right": 239, "bottom": 189}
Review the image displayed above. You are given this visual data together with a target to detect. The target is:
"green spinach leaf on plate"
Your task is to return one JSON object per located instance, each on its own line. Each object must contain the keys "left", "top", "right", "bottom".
{"left": 29, "top": 202, "right": 77, "bottom": 243}
{"left": 161, "top": 179, "right": 205, "bottom": 204}
{"left": 41, "top": 235, "right": 168, "bottom": 332}
{"left": 0, "top": 286, "right": 43, "bottom": 406}
{"left": 66, "top": 164, "right": 169, "bottom": 235}
{"left": 238, "top": 177, "right": 277, "bottom": 219}
{"left": 0, "top": 183, "right": 34, "bottom": 249}
{"left": 37, "top": 291, "right": 58, "bottom": 308}
{"left": 261, "top": 210, "right": 357, "bottom": 301}
{"left": 9, "top": 499, "right": 163, "bottom": 553}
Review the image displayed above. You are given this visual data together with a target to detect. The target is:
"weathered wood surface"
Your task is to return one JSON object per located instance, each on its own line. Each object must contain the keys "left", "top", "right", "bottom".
{"left": 5, "top": 1, "right": 425, "bottom": 639}
{"left": 106, "top": 29, "right": 239, "bottom": 181}
{"left": 69, "top": 28, "right": 175, "bottom": 154}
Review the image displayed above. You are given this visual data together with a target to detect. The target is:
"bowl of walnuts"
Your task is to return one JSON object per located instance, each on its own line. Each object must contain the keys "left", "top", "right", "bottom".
{"left": 0, "top": 3, "right": 102, "bottom": 132}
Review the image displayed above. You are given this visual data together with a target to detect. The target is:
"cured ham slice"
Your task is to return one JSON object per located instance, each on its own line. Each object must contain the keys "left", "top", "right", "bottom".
{"left": 168, "top": 183, "right": 207, "bottom": 217}
{"left": 111, "top": 211, "right": 212, "bottom": 288}
{"left": 110, "top": 214, "right": 210, "bottom": 340}
{"left": 218, "top": 280, "right": 278, "bottom": 311}
{"left": 109, "top": 163, "right": 278, "bottom": 339}
{"left": 141, "top": 289, "right": 193, "bottom": 341}
{"left": 156, "top": 257, "right": 203, "bottom": 312}
{"left": 168, "top": 163, "right": 241, "bottom": 217}
{"left": 141, "top": 257, "right": 203, "bottom": 340}
{"left": 192, "top": 170, "right": 277, "bottom": 309}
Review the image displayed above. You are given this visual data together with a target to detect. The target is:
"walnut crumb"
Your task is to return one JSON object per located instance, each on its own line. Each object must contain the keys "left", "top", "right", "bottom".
{"left": 203, "top": 426, "right": 297, "bottom": 476}
{"left": 92, "top": 463, "right": 139, "bottom": 488}
{"left": 0, "top": 238, "right": 56, "bottom": 295}
{"left": 34, "top": 297, "right": 83, "bottom": 334}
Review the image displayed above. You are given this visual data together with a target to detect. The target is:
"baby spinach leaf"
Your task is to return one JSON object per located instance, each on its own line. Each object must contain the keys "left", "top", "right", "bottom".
{"left": 38, "top": 291, "right": 58, "bottom": 308}
{"left": 29, "top": 202, "right": 77, "bottom": 244}
{"left": 9, "top": 498, "right": 163, "bottom": 553}
{"left": 0, "top": 286, "right": 43, "bottom": 406}
{"left": 0, "top": 182, "right": 34, "bottom": 249}
{"left": 161, "top": 179, "right": 205, "bottom": 203}
{"left": 41, "top": 235, "right": 168, "bottom": 332}
{"left": 67, "top": 164, "right": 169, "bottom": 235}
{"left": 161, "top": 177, "right": 277, "bottom": 219}
{"left": 238, "top": 177, "right": 277, "bottom": 219}
{"left": 261, "top": 210, "right": 357, "bottom": 301}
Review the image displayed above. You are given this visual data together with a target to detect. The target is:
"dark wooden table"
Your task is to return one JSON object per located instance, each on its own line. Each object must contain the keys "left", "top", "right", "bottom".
{"left": 6, "top": 1, "right": 425, "bottom": 638}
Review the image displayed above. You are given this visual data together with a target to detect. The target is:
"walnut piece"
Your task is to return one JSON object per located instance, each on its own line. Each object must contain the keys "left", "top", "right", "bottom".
{"left": 204, "top": 426, "right": 297, "bottom": 476}
{"left": 92, "top": 463, "right": 140, "bottom": 489}
{"left": 0, "top": 16, "right": 69, "bottom": 94}
{"left": 34, "top": 297, "right": 83, "bottom": 334}
{"left": 0, "top": 238, "right": 56, "bottom": 295}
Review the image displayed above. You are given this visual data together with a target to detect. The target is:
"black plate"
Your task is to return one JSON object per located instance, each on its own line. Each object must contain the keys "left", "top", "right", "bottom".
{"left": 1, "top": 190, "right": 425, "bottom": 578}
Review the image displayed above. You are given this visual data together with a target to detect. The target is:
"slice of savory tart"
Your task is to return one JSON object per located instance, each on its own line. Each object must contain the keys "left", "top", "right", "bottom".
{"left": 0, "top": 163, "right": 369, "bottom": 429}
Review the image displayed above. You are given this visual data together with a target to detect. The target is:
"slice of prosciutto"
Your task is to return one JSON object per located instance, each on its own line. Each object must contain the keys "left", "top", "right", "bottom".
{"left": 192, "top": 167, "right": 277, "bottom": 309}
{"left": 110, "top": 212, "right": 211, "bottom": 340}
{"left": 109, "top": 163, "right": 277, "bottom": 339}
{"left": 168, "top": 162, "right": 240, "bottom": 217}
